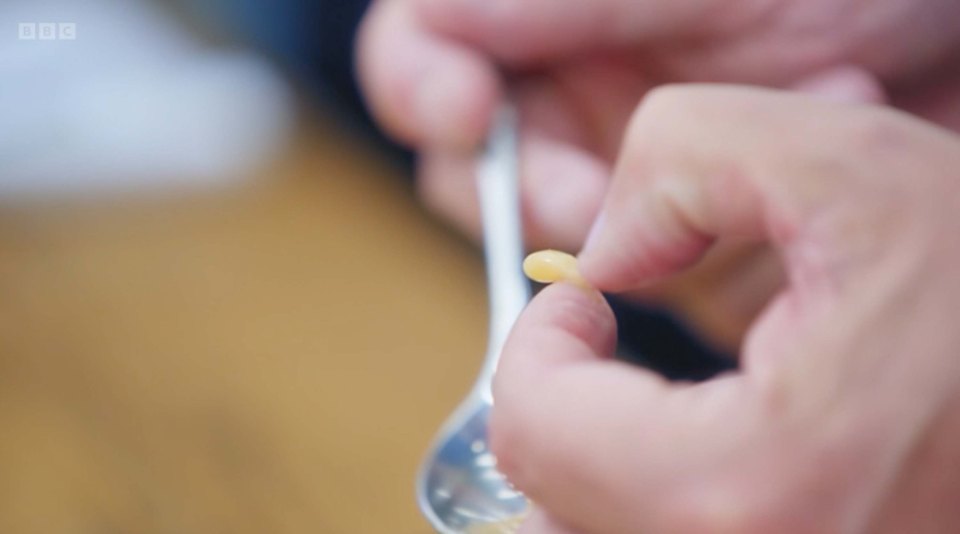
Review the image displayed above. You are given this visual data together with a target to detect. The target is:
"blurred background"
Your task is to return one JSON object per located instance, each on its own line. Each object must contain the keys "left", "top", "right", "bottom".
{"left": 1, "top": 0, "right": 486, "bottom": 532}
{"left": 0, "top": 1, "right": 738, "bottom": 532}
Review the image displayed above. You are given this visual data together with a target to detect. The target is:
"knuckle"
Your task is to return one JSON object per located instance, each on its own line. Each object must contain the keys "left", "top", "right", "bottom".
{"left": 466, "top": 4, "right": 542, "bottom": 64}
{"left": 839, "top": 107, "right": 925, "bottom": 193}
{"left": 616, "top": 85, "right": 698, "bottom": 179}
{"left": 848, "top": 108, "right": 915, "bottom": 158}
{"left": 641, "top": 83, "right": 693, "bottom": 109}
{"left": 624, "top": 84, "right": 739, "bottom": 164}
{"left": 632, "top": 84, "right": 745, "bottom": 131}
{"left": 804, "top": 109, "right": 927, "bottom": 251}
{"left": 631, "top": 84, "right": 695, "bottom": 131}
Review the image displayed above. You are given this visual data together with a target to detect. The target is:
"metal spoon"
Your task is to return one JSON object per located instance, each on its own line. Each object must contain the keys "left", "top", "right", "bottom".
{"left": 416, "top": 105, "right": 531, "bottom": 533}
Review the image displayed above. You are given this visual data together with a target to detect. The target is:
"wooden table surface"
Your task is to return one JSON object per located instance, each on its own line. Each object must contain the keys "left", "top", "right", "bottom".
{"left": 0, "top": 119, "right": 487, "bottom": 533}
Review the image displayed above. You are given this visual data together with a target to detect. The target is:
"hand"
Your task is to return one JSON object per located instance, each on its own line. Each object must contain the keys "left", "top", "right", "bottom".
{"left": 491, "top": 86, "right": 960, "bottom": 533}
{"left": 357, "top": 0, "right": 960, "bottom": 350}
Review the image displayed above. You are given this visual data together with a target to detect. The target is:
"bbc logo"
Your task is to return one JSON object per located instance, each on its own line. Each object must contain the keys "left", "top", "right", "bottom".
{"left": 18, "top": 22, "right": 76, "bottom": 40}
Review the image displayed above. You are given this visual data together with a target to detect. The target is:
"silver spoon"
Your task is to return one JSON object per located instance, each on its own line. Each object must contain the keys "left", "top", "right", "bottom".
{"left": 416, "top": 105, "right": 531, "bottom": 533}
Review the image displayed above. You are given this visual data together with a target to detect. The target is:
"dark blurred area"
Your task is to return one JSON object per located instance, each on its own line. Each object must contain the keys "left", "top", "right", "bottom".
{"left": 177, "top": 0, "right": 409, "bottom": 163}
{"left": 2, "top": 1, "right": 464, "bottom": 532}
{"left": 0, "top": 1, "right": 728, "bottom": 533}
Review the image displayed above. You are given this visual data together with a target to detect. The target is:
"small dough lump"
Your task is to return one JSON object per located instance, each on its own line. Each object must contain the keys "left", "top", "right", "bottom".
{"left": 522, "top": 250, "right": 589, "bottom": 287}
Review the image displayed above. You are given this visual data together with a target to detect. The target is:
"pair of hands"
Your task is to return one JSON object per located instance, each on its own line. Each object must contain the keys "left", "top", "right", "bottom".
{"left": 495, "top": 86, "right": 960, "bottom": 533}
{"left": 359, "top": 0, "right": 960, "bottom": 351}
{"left": 358, "top": 0, "right": 960, "bottom": 532}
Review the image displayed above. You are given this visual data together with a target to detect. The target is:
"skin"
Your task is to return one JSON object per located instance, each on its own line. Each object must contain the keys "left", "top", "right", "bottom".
{"left": 356, "top": 2, "right": 960, "bottom": 531}
{"left": 356, "top": 0, "right": 960, "bottom": 350}
{"left": 491, "top": 86, "right": 960, "bottom": 533}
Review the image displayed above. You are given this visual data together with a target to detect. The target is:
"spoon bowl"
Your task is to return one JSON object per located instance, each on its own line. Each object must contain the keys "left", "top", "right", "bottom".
{"left": 418, "top": 403, "right": 527, "bottom": 531}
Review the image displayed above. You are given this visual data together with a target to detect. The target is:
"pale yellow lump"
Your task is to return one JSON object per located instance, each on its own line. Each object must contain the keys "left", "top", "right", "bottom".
{"left": 522, "top": 250, "right": 590, "bottom": 288}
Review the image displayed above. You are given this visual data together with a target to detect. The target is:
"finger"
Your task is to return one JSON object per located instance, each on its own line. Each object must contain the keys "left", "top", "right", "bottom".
{"left": 413, "top": 0, "right": 731, "bottom": 64}
{"left": 625, "top": 241, "right": 784, "bottom": 352}
{"left": 518, "top": 508, "right": 583, "bottom": 534}
{"left": 704, "top": 245, "right": 785, "bottom": 345}
{"left": 491, "top": 283, "right": 749, "bottom": 533}
{"left": 415, "top": 71, "right": 611, "bottom": 249}
{"left": 710, "top": 246, "right": 784, "bottom": 316}
{"left": 675, "top": 244, "right": 784, "bottom": 353}
{"left": 520, "top": 135, "right": 608, "bottom": 249}
{"left": 578, "top": 84, "right": 937, "bottom": 293}
{"left": 513, "top": 70, "right": 627, "bottom": 248}
{"left": 416, "top": 150, "right": 481, "bottom": 240}
{"left": 536, "top": 55, "right": 657, "bottom": 161}
{"left": 356, "top": 0, "right": 500, "bottom": 149}
{"left": 418, "top": 136, "right": 608, "bottom": 251}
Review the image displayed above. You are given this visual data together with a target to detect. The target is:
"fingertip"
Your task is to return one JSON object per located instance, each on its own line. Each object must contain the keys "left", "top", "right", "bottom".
{"left": 513, "top": 283, "right": 617, "bottom": 363}
{"left": 412, "top": 0, "right": 517, "bottom": 58}
{"left": 521, "top": 137, "right": 608, "bottom": 250}
{"left": 355, "top": 1, "right": 415, "bottom": 143}
{"left": 491, "top": 282, "right": 616, "bottom": 495}
{"left": 356, "top": 0, "right": 500, "bottom": 150}
{"left": 578, "top": 223, "right": 645, "bottom": 292}
{"left": 416, "top": 52, "right": 500, "bottom": 150}
{"left": 577, "top": 205, "right": 712, "bottom": 293}
{"left": 416, "top": 150, "right": 482, "bottom": 239}
{"left": 491, "top": 280, "right": 675, "bottom": 529}
{"left": 576, "top": 90, "right": 723, "bottom": 291}
{"left": 577, "top": 212, "right": 612, "bottom": 284}
{"left": 494, "top": 283, "right": 616, "bottom": 412}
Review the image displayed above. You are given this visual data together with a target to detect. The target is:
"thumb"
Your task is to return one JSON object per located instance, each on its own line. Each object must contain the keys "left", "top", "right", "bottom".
{"left": 490, "top": 282, "right": 750, "bottom": 533}
{"left": 576, "top": 84, "right": 954, "bottom": 383}
{"left": 518, "top": 508, "right": 584, "bottom": 534}
{"left": 578, "top": 84, "right": 933, "bottom": 293}
{"left": 502, "top": 85, "right": 960, "bottom": 533}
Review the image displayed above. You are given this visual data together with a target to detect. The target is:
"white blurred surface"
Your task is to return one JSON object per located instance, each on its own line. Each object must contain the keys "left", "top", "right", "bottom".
{"left": 0, "top": 0, "right": 294, "bottom": 199}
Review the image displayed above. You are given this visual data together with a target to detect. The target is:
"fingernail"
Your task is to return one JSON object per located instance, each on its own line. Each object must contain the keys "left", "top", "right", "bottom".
{"left": 582, "top": 211, "right": 606, "bottom": 254}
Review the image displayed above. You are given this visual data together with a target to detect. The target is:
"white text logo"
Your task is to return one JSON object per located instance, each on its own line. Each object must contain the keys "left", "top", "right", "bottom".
{"left": 18, "top": 22, "right": 76, "bottom": 40}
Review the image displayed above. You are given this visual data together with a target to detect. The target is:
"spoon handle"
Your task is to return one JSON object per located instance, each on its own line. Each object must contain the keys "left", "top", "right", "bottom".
{"left": 475, "top": 104, "right": 530, "bottom": 401}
